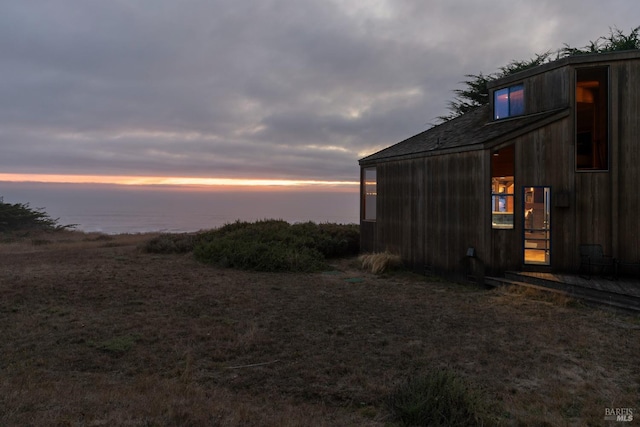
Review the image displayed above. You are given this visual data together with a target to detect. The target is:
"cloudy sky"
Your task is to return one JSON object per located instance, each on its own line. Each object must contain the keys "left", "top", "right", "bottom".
{"left": 1, "top": 0, "right": 638, "bottom": 189}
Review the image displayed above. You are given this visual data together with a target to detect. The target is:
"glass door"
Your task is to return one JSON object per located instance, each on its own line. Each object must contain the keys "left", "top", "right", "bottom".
{"left": 523, "top": 187, "right": 551, "bottom": 265}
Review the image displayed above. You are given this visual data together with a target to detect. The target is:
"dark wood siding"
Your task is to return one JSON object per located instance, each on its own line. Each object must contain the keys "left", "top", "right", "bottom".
{"left": 575, "top": 173, "right": 612, "bottom": 256}
{"left": 360, "top": 220, "right": 376, "bottom": 253}
{"left": 525, "top": 67, "right": 571, "bottom": 113}
{"left": 572, "top": 58, "right": 640, "bottom": 265}
{"left": 516, "top": 118, "right": 575, "bottom": 271}
{"left": 614, "top": 58, "right": 640, "bottom": 262}
{"left": 374, "top": 151, "right": 487, "bottom": 278}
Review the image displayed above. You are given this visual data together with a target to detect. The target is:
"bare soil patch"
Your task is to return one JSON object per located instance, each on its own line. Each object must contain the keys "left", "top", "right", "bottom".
{"left": 1, "top": 232, "right": 638, "bottom": 425}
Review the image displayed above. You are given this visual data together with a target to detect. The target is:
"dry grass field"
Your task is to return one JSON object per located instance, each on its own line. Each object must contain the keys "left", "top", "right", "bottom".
{"left": 1, "top": 231, "right": 638, "bottom": 426}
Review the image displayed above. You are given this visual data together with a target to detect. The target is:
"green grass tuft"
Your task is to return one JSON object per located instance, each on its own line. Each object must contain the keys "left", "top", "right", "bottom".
{"left": 91, "top": 334, "right": 141, "bottom": 355}
{"left": 386, "top": 368, "right": 496, "bottom": 426}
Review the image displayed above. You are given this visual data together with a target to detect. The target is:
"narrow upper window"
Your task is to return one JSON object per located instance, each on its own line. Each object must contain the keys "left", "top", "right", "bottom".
{"left": 576, "top": 67, "right": 609, "bottom": 170}
{"left": 494, "top": 84, "right": 524, "bottom": 120}
{"left": 362, "top": 167, "right": 377, "bottom": 221}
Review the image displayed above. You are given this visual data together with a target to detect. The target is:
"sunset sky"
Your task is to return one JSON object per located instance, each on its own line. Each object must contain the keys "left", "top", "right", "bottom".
{"left": 2, "top": 1, "right": 639, "bottom": 190}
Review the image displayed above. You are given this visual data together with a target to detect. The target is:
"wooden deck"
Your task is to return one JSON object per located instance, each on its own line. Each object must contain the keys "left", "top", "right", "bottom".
{"left": 485, "top": 271, "right": 640, "bottom": 313}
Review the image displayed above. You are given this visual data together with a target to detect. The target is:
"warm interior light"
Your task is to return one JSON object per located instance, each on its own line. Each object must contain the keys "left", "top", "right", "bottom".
{"left": 576, "top": 85, "right": 595, "bottom": 103}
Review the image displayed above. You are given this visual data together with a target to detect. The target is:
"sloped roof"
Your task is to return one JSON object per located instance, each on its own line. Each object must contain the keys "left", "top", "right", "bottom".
{"left": 359, "top": 105, "right": 569, "bottom": 165}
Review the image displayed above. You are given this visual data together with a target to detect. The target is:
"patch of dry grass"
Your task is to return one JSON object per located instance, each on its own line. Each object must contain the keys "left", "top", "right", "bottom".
{"left": 492, "top": 284, "right": 582, "bottom": 308}
{"left": 1, "top": 233, "right": 638, "bottom": 426}
{"left": 358, "top": 251, "right": 403, "bottom": 274}
{"left": 0, "top": 230, "right": 159, "bottom": 254}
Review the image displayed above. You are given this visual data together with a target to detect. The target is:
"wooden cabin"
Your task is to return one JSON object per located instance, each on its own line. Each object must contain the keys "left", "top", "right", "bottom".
{"left": 359, "top": 50, "right": 640, "bottom": 280}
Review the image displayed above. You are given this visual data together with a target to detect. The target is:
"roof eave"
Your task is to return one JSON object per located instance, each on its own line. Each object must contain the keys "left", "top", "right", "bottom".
{"left": 488, "top": 49, "right": 640, "bottom": 89}
{"left": 359, "top": 108, "right": 569, "bottom": 166}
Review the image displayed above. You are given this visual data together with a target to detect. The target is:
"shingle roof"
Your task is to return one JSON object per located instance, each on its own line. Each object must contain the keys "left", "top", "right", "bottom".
{"left": 359, "top": 105, "right": 568, "bottom": 165}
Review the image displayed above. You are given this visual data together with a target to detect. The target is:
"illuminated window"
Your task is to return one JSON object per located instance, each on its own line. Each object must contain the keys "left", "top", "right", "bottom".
{"left": 576, "top": 67, "right": 608, "bottom": 170}
{"left": 494, "top": 84, "right": 524, "bottom": 120}
{"left": 491, "top": 145, "right": 514, "bottom": 229}
{"left": 363, "top": 167, "right": 377, "bottom": 221}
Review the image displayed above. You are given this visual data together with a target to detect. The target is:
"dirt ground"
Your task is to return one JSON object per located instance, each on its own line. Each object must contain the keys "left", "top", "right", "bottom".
{"left": 0, "top": 231, "right": 638, "bottom": 426}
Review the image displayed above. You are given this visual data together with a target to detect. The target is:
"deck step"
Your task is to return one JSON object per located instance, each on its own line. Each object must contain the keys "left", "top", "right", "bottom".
{"left": 484, "top": 277, "right": 579, "bottom": 300}
{"left": 485, "top": 275, "right": 640, "bottom": 313}
{"left": 485, "top": 276, "right": 566, "bottom": 293}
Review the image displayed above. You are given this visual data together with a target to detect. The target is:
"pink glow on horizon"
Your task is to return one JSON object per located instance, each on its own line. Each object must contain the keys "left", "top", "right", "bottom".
{"left": 0, "top": 173, "right": 359, "bottom": 192}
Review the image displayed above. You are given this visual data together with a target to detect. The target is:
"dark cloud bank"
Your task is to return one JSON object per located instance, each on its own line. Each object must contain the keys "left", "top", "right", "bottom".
{"left": 1, "top": 0, "right": 637, "bottom": 182}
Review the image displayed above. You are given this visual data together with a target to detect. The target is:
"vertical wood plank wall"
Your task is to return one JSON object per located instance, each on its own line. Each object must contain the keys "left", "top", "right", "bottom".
{"left": 525, "top": 67, "right": 570, "bottom": 112}
{"left": 573, "top": 58, "right": 640, "bottom": 264}
{"left": 375, "top": 151, "right": 486, "bottom": 277}
{"left": 614, "top": 59, "right": 640, "bottom": 262}
{"left": 516, "top": 119, "right": 575, "bottom": 271}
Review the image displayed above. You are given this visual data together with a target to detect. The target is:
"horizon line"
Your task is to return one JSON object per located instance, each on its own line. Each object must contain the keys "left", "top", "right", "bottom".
{"left": 0, "top": 173, "right": 360, "bottom": 191}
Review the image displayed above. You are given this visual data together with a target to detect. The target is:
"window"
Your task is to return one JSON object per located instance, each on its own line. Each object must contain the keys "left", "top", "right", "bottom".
{"left": 491, "top": 145, "right": 514, "bottom": 229}
{"left": 576, "top": 67, "right": 608, "bottom": 170}
{"left": 494, "top": 84, "right": 524, "bottom": 120}
{"left": 362, "top": 167, "right": 377, "bottom": 221}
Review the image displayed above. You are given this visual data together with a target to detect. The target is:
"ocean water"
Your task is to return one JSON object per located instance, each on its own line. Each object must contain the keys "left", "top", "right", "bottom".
{"left": 0, "top": 182, "right": 360, "bottom": 234}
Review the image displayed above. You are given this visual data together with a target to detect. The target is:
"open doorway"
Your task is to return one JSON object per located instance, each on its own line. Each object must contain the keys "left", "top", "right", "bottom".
{"left": 523, "top": 187, "right": 551, "bottom": 265}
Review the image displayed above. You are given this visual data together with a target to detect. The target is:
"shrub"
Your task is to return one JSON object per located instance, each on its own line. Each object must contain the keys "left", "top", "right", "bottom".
{"left": 386, "top": 369, "right": 495, "bottom": 427}
{"left": 193, "top": 219, "right": 359, "bottom": 272}
{"left": 143, "top": 233, "right": 196, "bottom": 254}
{"left": 196, "top": 237, "right": 325, "bottom": 272}
{"left": 315, "top": 222, "right": 360, "bottom": 258}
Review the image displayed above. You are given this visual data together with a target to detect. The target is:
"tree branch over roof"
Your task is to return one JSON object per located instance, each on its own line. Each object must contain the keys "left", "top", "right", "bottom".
{"left": 438, "top": 26, "right": 640, "bottom": 123}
